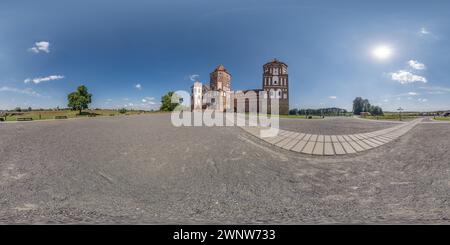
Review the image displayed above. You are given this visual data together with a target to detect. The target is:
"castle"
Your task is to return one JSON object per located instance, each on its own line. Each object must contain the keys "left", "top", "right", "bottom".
{"left": 191, "top": 59, "right": 290, "bottom": 115}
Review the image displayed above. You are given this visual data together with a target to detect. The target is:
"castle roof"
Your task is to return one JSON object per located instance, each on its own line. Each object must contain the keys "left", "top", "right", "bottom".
{"left": 264, "top": 58, "right": 287, "bottom": 67}
{"left": 213, "top": 64, "right": 230, "bottom": 74}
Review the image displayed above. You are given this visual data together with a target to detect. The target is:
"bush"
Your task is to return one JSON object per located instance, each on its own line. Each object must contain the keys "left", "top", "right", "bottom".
{"left": 118, "top": 108, "right": 127, "bottom": 114}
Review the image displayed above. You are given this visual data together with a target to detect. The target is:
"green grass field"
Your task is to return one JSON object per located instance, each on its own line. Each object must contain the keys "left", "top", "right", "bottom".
{"left": 279, "top": 114, "right": 324, "bottom": 119}
{"left": 362, "top": 112, "right": 421, "bottom": 121}
{"left": 434, "top": 117, "right": 450, "bottom": 121}
{"left": 244, "top": 113, "right": 324, "bottom": 119}
{"left": 1, "top": 109, "right": 154, "bottom": 121}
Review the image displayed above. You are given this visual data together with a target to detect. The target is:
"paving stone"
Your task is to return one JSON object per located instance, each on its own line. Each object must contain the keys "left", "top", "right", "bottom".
{"left": 291, "top": 140, "right": 308, "bottom": 152}
{"left": 282, "top": 138, "right": 300, "bottom": 150}
{"left": 371, "top": 136, "right": 385, "bottom": 142}
{"left": 331, "top": 135, "right": 338, "bottom": 142}
{"left": 349, "top": 135, "right": 360, "bottom": 141}
{"left": 275, "top": 137, "right": 294, "bottom": 147}
{"left": 289, "top": 131, "right": 301, "bottom": 137}
{"left": 317, "top": 135, "right": 324, "bottom": 142}
{"left": 287, "top": 132, "right": 300, "bottom": 139}
{"left": 333, "top": 142, "right": 346, "bottom": 155}
{"left": 362, "top": 139, "right": 378, "bottom": 147}
{"left": 368, "top": 138, "right": 384, "bottom": 145}
{"left": 312, "top": 142, "right": 324, "bottom": 155}
{"left": 302, "top": 134, "right": 312, "bottom": 141}
{"left": 337, "top": 135, "right": 346, "bottom": 142}
{"left": 377, "top": 135, "right": 392, "bottom": 142}
{"left": 265, "top": 135, "right": 286, "bottom": 144}
{"left": 365, "top": 133, "right": 377, "bottom": 138}
{"left": 324, "top": 142, "right": 335, "bottom": 155}
{"left": 295, "top": 133, "right": 306, "bottom": 140}
{"left": 343, "top": 135, "right": 353, "bottom": 142}
{"left": 302, "top": 141, "right": 316, "bottom": 154}
{"left": 279, "top": 130, "right": 291, "bottom": 136}
{"left": 355, "top": 140, "right": 372, "bottom": 150}
{"left": 354, "top": 134, "right": 366, "bottom": 140}
{"left": 340, "top": 141, "right": 356, "bottom": 154}
{"left": 348, "top": 141, "right": 364, "bottom": 152}
{"left": 242, "top": 117, "right": 421, "bottom": 156}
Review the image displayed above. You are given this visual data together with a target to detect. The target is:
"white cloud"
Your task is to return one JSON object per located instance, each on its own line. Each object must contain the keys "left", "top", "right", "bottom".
{"left": 418, "top": 98, "right": 428, "bottom": 102}
{"left": 135, "top": 83, "right": 142, "bottom": 90}
{"left": 390, "top": 70, "right": 427, "bottom": 84}
{"left": 142, "top": 97, "right": 156, "bottom": 105}
{"left": 419, "top": 86, "right": 450, "bottom": 94}
{"left": 393, "top": 92, "right": 419, "bottom": 97}
{"left": 328, "top": 96, "right": 337, "bottom": 99}
{"left": 24, "top": 75, "right": 64, "bottom": 84}
{"left": 419, "top": 27, "right": 439, "bottom": 40}
{"left": 420, "top": 27, "right": 430, "bottom": 35}
{"left": 189, "top": 74, "right": 200, "bottom": 82}
{"left": 408, "top": 60, "right": 426, "bottom": 70}
{"left": 0, "top": 86, "right": 42, "bottom": 97}
{"left": 28, "top": 41, "right": 50, "bottom": 53}
{"left": 427, "top": 91, "right": 445, "bottom": 95}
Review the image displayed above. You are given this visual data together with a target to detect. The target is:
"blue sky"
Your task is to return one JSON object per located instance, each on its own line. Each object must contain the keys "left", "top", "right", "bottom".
{"left": 1, "top": 0, "right": 449, "bottom": 111}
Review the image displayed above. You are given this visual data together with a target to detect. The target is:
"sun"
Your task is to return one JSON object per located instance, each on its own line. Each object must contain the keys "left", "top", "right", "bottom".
{"left": 372, "top": 46, "right": 392, "bottom": 60}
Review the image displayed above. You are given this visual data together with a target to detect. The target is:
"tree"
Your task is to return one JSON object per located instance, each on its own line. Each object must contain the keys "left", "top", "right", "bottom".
{"left": 353, "top": 97, "right": 383, "bottom": 116}
{"left": 353, "top": 97, "right": 364, "bottom": 115}
{"left": 159, "top": 91, "right": 180, "bottom": 112}
{"left": 353, "top": 97, "right": 372, "bottom": 115}
{"left": 14, "top": 107, "right": 21, "bottom": 112}
{"left": 362, "top": 99, "right": 371, "bottom": 113}
{"left": 118, "top": 108, "right": 127, "bottom": 114}
{"left": 370, "top": 106, "right": 384, "bottom": 116}
{"left": 68, "top": 85, "right": 92, "bottom": 115}
{"left": 289, "top": 108, "right": 298, "bottom": 115}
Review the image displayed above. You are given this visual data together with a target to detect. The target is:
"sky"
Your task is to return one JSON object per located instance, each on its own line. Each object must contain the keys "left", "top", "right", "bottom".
{"left": 1, "top": 0, "right": 450, "bottom": 111}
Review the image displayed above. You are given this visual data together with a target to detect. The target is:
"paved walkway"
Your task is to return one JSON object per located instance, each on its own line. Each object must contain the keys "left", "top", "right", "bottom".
{"left": 242, "top": 118, "right": 423, "bottom": 156}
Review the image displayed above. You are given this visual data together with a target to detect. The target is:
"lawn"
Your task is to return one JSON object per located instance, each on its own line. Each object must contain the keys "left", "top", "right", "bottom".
{"left": 362, "top": 112, "right": 420, "bottom": 121}
{"left": 434, "top": 117, "right": 450, "bottom": 121}
{"left": 1, "top": 109, "right": 153, "bottom": 121}
{"left": 279, "top": 114, "right": 324, "bottom": 119}
{"left": 244, "top": 113, "right": 324, "bottom": 119}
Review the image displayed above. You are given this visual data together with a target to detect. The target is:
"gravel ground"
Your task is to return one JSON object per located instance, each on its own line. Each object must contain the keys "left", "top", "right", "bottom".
{"left": 279, "top": 117, "right": 400, "bottom": 135}
{"left": 0, "top": 114, "right": 449, "bottom": 224}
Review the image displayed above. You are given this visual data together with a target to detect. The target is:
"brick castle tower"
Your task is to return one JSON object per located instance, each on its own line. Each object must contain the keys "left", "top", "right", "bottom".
{"left": 262, "top": 59, "right": 289, "bottom": 115}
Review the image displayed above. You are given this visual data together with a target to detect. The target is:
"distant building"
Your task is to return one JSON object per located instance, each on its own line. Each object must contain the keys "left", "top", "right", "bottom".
{"left": 191, "top": 59, "right": 290, "bottom": 114}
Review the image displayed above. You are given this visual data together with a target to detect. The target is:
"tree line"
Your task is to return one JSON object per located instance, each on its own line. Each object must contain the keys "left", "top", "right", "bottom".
{"left": 289, "top": 107, "right": 349, "bottom": 116}
{"left": 352, "top": 97, "right": 383, "bottom": 116}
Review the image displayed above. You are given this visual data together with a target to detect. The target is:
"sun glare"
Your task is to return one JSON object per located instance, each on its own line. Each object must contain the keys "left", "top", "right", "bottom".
{"left": 372, "top": 46, "right": 392, "bottom": 60}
